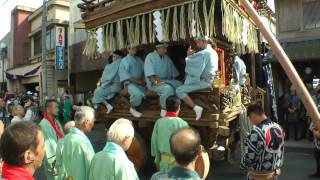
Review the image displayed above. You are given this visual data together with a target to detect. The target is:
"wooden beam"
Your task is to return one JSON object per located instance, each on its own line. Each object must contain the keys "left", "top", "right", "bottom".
{"left": 83, "top": 0, "right": 193, "bottom": 29}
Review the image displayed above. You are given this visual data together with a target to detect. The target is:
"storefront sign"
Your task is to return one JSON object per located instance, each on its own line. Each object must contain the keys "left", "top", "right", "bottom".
{"left": 55, "top": 26, "right": 65, "bottom": 70}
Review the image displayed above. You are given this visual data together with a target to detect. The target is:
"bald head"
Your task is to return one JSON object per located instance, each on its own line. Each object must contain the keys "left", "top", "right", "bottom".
{"left": 170, "top": 128, "right": 201, "bottom": 166}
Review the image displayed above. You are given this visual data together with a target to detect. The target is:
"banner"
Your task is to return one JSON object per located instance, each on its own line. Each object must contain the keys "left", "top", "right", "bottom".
{"left": 263, "top": 64, "right": 278, "bottom": 122}
{"left": 55, "top": 26, "right": 65, "bottom": 70}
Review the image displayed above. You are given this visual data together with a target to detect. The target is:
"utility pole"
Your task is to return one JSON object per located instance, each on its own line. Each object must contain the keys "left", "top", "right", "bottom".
{"left": 41, "top": 0, "right": 47, "bottom": 102}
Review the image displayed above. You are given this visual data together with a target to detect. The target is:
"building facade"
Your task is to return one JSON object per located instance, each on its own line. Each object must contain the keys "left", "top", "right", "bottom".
{"left": 267, "top": 0, "right": 320, "bottom": 98}
{"left": 69, "top": 0, "right": 108, "bottom": 104}
{"left": 5, "top": 1, "right": 70, "bottom": 97}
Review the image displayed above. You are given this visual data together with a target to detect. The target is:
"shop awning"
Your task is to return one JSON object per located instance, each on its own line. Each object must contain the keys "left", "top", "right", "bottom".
{"left": 6, "top": 62, "right": 41, "bottom": 80}
{"left": 264, "top": 39, "right": 320, "bottom": 63}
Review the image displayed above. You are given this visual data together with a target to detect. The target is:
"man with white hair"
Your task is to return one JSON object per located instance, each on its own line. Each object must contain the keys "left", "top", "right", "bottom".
{"left": 61, "top": 106, "right": 95, "bottom": 180}
{"left": 11, "top": 105, "right": 25, "bottom": 124}
{"left": 89, "top": 118, "right": 138, "bottom": 180}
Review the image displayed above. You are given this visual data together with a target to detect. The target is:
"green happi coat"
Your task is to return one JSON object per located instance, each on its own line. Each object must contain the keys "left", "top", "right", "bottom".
{"left": 151, "top": 115, "right": 189, "bottom": 172}
{"left": 39, "top": 118, "right": 64, "bottom": 180}
{"left": 89, "top": 142, "right": 139, "bottom": 180}
{"left": 55, "top": 139, "right": 67, "bottom": 180}
{"left": 61, "top": 127, "right": 95, "bottom": 180}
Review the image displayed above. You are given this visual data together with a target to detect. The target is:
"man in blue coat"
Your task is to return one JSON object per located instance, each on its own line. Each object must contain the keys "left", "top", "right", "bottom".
{"left": 144, "top": 42, "right": 182, "bottom": 117}
{"left": 176, "top": 36, "right": 218, "bottom": 120}
{"left": 119, "top": 46, "right": 145, "bottom": 118}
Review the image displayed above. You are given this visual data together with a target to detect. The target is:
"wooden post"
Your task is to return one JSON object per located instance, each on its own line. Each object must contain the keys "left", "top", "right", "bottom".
{"left": 240, "top": 0, "right": 320, "bottom": 128}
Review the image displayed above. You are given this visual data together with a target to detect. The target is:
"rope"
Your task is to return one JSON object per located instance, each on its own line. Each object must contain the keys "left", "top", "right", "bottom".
{"left": 134, "top": 15, "right": 141, "bottom": 46}
{"left": 162, "top": 9, "right": 170, "bottom": 42}
{"left": 179, "top": 4, "right": 186, "bottom": 40}
{"left": 172, "top": 6, "right": 179, "bottom": 41}
{"left": 141, "top": 14, "right": 147, "bottom": 44}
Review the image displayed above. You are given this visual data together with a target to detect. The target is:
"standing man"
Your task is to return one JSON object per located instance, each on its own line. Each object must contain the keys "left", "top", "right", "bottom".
{"left": 11, "top": 105, "right": 25, "bottom": 124}
{"left": 241, "top": 104, "right": 285, "bottom": 180}
{"left": 61, "top": 106, "right": 95, "bottom": 180}
{"left": 93, "top": 51, "right": 124, "bottom": 114}
{"left": 151, "top": 96, "right": 189, "bottom": 172}
{"left": 144, "top": 42, "right": 182, "bottom": 117}
{"left": 151, "top": 128, "right": 202, "bottom": 180}
{"left": 119, "top": 46, "right": 146, "bottom": 118}
{"left": 89, "top": 118, "right": 138, "bottom": 180}
{"left": 284, "top": 85, "right": 301, "bottom": 140}
{"left": 176, "top": 36, "right": 218, "bottom": 120}
{"left": 40, "top": 99, "right": 64, "bottom": 180}
{"left": 1, "top": 121, "right": 45, "bottom": 180}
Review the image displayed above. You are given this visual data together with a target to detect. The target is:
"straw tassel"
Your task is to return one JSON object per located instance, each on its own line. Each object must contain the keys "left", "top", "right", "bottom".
{"left": 134, "top": 16, "right": 141, "bottom": 46}
{"left": 141, "top": 14, "right": 147, "bottom": 44}
{"left": 180, "top": 5, "right": 186, "bottom": 40}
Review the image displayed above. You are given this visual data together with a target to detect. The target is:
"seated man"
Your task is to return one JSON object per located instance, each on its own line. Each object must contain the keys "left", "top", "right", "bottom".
{"left": 144, "top": 42, "right": 182, "bottom": 117}
{"left": 151, "top": 127, "right": 202, "bottom": 180}
{"left": 89, "top": 118, "right": 138, "bottom": 180}
{"left": 119, "top": 46, "right": 146, "bottom": 118}
{"left": 93, "top": 51, "right": 124, "bottom": 114}
{"left": 176, "top": 36, "right": 218, "bottom": 120}
{"left": 151, "top": 96, "right": 189, "bottom": 172}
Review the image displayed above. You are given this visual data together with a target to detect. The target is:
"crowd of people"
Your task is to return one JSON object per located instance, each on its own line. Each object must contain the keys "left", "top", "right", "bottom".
{"left": 0, "top": 89, "right": 288, "bottom": 180}
{"left": 0, "top": 94, "right": 208, "bottom": 180}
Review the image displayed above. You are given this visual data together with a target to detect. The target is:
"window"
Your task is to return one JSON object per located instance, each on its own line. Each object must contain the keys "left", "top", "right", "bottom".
{"left": 23, "top": 43, "right": 29, "bottom": 64}
{"left": 46, "top": 28, "right": 55, "bottom": 50}
{"left": 33, "top": 33, "right": 42, "bottom": 56}
{"left": 303, "top": 0, "right": 320, "bottom": 29}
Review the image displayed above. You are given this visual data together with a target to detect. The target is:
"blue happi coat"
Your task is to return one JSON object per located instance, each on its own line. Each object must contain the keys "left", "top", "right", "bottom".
{"left": 93, "top": 59, "right": 123, "bottom": 104}
{"left": 176, "top": 44, "right": 218, "bottom": 98}
{"left": 119, "top": 55, "right": 146, "bottom": 107}
{"left": 144, "top": 51, "right": 182, "bottom": 108}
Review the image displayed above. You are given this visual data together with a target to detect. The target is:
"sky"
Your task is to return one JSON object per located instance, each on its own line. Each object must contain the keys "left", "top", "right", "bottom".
{"left": 0, "top": 0, "right": 43, "bottom": 40}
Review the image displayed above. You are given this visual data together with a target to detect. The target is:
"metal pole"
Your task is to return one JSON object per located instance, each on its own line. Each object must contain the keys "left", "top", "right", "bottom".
{"left": 240, "top": 0, "right": 320, "bottom": 128}
{"left": 41, "top": 0, "right": 47, "bottom": 103}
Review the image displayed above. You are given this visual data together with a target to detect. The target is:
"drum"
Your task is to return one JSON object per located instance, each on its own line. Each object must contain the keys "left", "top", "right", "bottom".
{"left": 195, "top": 150, "right": 211, "bottom": 179}
{"left": 126, "top": 132, "right": 147, "bottom": 172}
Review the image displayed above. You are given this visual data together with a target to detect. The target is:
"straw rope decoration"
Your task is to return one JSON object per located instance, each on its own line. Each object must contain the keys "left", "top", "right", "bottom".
{"left": 134, "top": 16, "right": 141, "bottom": 46}
{"left": 221, "top": 0, "right": 258, "bottom": 54}
{"left": 194, "top": 1, "right": 203, "bottom": 37}
{"left": 179, "top": 4, "right": 186, "bottom": 40}
{"left": 141, "top": 14, "right": 148, "bottom": 44}
{"left": 203, "top": 0, "right": 209, "bottom": 36}
{"left": 208, "top": 0, "right": 216, "bottom": 37}
{"left": 83, "top": 30, "right": 98, "bottom": 60}
{"left": 110, "top": 23, "right": 116, "bottom": 51}
{"left": 149, "top": 12, "right": 155, "bottom": 43}
{"left": 104, "top": 24, "right": 110, "bottom": 52}
{"left": 116, "top": 20, "right": 125, "bottom": 49}
{"left": 83, "top": 0, "right": 259, "bottom": 57}
{"left": 172, "top": 6, "right": 179, "bottom": 41}
{"left": 187, "top": 3, "right": 195, "bottom": 38}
